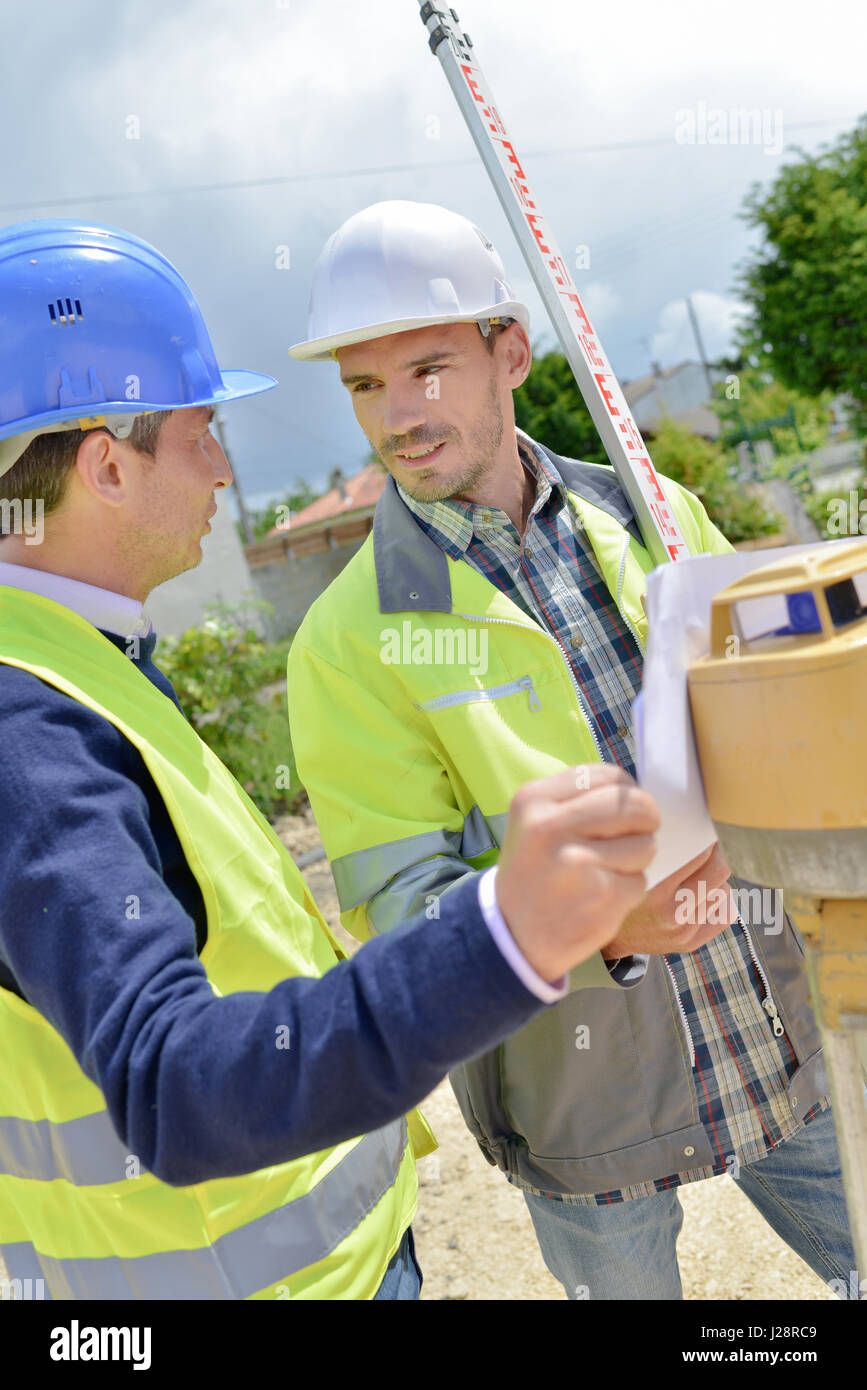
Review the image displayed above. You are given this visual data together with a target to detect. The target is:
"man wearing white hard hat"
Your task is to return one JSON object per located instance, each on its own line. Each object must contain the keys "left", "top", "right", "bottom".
{"left": 0, "top": 217, "right": 663, "bottom": 1302}
{"left": 287, "top": 200, "right": 857, "bottom": 1300}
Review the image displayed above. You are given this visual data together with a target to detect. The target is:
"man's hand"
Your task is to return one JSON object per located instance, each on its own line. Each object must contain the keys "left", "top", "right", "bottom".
{"left": 495, "top": 764, "right": 660, "bottom": 982}
{"left": 599, "top": 840, "right": 735, "bottom": 960}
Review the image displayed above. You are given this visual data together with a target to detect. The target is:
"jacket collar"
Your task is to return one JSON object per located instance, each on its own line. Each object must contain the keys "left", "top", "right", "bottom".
{"left": 372, "top": 434, "right": 643, "bottom": 614}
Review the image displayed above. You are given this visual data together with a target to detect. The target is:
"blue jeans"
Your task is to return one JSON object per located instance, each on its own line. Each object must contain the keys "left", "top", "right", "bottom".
{"left": 372, "top": 1226, "right": 422, "bottom": 1300}
{"left": 522, "top": 1107, "right": 859, "bottom": 1300}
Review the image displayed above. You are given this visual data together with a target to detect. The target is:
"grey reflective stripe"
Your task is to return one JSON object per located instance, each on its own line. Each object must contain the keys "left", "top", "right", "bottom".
{"left": 464, "top": 805, "right": 507, "bottom": 858}
{"left": 0, "top": 1109, "right": 133, "bottom": 1186}
{"left": 1, "top": 1118, "right": 407, "bottom": 1300}
{"left": 332, "top": 827, "right": 461, "bottom": 913}
{"left": 367, "top": 860, "right": 478, "bottom": 936}
{"left": 331, "top": 805, "right": 508, "bottom": 913}
{"left": 0, "top": 1243, "right": 52, "bottom": 1300}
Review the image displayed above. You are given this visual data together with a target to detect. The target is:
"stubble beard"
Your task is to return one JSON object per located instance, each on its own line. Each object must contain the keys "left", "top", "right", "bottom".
{"left": 382, "top": 377, "right": 505, "bottom": 504}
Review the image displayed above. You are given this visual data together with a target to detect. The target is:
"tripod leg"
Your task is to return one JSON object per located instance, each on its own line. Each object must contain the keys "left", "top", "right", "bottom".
{"left": 821, "top": 1027, "right": 867, "bottom": 1298}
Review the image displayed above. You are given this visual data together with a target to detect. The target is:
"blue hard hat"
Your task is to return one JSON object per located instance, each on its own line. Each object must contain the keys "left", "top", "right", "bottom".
{"left": 0, "top": 219, "right": 276, "bottom": 471}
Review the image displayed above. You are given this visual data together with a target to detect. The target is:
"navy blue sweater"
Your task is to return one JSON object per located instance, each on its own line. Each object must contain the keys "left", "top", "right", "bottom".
{"left": 0, "top": 632, "right": 546, "bottom": 1187}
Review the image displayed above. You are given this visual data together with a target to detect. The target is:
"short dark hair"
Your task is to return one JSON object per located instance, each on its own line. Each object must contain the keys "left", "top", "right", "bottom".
{"left": 480, "top": 318, "right": 516, "bottom": 355}
{"left": 0, "top": 411, "right": 171, "bottom": 523}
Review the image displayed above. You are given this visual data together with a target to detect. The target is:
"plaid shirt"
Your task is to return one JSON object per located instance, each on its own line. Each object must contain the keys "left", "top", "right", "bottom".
{"left": 397, "top": 432, "right": 826, "bottom": 1204}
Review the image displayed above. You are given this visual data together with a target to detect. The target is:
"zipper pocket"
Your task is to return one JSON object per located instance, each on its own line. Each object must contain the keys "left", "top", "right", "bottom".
{"left": 413, "top": 675, "right": 542, "bottom": 714}
{"left": 456, "top": 611, "right": 605, "bottom": 760}
{"left": 739, "top": 919, "right": 786, "bottom": 1038}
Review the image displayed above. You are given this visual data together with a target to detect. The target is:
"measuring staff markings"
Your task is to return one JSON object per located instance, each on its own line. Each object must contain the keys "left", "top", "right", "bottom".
{"left": 419, "top": 0, "right": 690, "bottom": 566}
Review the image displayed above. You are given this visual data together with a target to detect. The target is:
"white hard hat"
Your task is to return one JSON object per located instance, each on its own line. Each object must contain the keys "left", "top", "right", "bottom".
{"left": 289, "top": 200, "right": 530, "bottom": 362}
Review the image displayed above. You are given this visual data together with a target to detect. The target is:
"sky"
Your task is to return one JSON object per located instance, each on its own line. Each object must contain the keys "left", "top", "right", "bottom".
{"left": 3, "top": 0, "right": 865, "bottom": 513}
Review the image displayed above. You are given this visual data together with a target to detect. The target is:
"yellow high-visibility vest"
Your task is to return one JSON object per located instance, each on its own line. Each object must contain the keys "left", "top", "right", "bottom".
{"left": 0, "top": 587, "right": 419, "bottom": 1300}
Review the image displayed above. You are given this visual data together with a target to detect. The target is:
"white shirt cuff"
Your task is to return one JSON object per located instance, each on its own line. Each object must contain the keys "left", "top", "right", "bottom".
{"left": 477, "top": 866, "right": 569, "bottom": 1003}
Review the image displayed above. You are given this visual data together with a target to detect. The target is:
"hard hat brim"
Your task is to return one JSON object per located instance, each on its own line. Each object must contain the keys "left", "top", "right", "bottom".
{"left": 0, "top": 369, "right": 277, "bottom": 445}
{"left": 288, "top": 305, "right": 530, "bottom": 362}
{"left": 216, "top": 369, "right": 279, "bottom": 404}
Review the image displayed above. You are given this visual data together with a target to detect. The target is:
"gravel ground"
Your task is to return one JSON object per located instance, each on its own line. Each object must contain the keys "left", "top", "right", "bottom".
{"left": 275, "top": 808, "right": 837, "bottom": 1303}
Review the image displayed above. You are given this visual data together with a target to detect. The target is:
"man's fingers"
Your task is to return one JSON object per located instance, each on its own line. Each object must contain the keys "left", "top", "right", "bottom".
{"left": 552, "top": 783, "right": 660, "bottom": 839}
{"left": 562, "top": 833, "right": 657, "bottom": 876}
{"left": 519, "top": 763, "right": 637, "bottom": 805}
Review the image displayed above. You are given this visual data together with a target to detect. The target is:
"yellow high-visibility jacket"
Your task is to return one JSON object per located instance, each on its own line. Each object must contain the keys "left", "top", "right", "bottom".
{"left": 287, "top": 443, "right": 826, "bottom": 1196}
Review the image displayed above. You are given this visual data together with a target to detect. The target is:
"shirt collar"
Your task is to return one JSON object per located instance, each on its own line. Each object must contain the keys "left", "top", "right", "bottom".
{"left": 395, "top": 430, "right": 569, "bottom": 557}
{"left": 0, "top": 562, "right": 153, "bottom": 638}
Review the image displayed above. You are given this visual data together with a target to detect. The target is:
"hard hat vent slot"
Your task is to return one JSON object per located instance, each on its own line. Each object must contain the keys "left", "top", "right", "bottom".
{"left": 48, "top": 298, "right": 83, "bottom": 326}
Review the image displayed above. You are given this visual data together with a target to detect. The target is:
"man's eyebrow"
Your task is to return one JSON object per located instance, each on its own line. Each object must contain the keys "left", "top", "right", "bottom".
{"left": 204, "top": 405, "right": 216, "bottom": 423}
{"left": 340, "top": 351, "right": 461, "bottom": 387}
{"left": 403, "top": 350, "right": 461, "bottom": 368}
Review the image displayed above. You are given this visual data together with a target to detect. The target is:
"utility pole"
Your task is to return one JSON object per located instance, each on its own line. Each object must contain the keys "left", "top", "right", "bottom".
{"left": 685, "top": 295, "right": 715, "bottom": 399}
{"left": 214, "top": 411, "right": 255, "bottom": 546}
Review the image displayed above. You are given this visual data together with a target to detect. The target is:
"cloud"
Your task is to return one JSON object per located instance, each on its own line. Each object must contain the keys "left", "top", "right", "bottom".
{"left": 650, "top": 291, "right": 748, "bottom": 366}
{"left": 2, "top": 0, "right": 859, "bottom": 496}
{"left": 579, "top": 282, "right": 622, "bottom": 330}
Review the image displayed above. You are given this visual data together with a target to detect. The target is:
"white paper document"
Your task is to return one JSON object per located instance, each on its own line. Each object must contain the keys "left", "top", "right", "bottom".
{"left": 633, "top": 540, "right": 863, "bottom": 889}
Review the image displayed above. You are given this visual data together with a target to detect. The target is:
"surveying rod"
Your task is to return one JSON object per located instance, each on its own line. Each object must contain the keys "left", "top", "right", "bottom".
{"left": 688, "top": 542, "right": 867, "bottom": 1294}
{"left": 415, "top": 1, "right": 689, "bottom": 568}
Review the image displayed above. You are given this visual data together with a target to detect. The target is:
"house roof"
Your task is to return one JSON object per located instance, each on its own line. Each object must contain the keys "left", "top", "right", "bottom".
{"left": 622, "top": 363, "right": 689, "bottom": 405}
{"left": 269, "top": 461, "right": 388, "bottom": 533}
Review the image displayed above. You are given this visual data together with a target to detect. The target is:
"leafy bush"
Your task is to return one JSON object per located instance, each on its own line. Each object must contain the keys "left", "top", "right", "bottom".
{"left": 157, "top": 601, "right": 301, "bottom": 818}
{"left": 712, "top": 367, "right": 835, "bottom": 454}
{"left": 800, "top": 466, "right": 867, "bottom": 540}
{"left": 645, "top": 417, "right": 781, "bottom": 543}
{"left": 514, "top": 349, "right": 608, "bottom": 466}
{"left": 515, "top": 350, "right": 781, "bottom": 542}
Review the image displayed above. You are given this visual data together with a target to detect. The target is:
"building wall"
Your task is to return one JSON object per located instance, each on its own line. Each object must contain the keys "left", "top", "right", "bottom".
{"left": 248, "top": 536, "right": 370, "bottom": 641}
{"left": 630, "top": 364, "right": 724, "bottom": 431}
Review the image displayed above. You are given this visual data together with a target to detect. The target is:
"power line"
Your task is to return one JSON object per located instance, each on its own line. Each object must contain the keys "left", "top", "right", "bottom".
{"left": 0, "top": 118, "right": 853, "bottom": 215}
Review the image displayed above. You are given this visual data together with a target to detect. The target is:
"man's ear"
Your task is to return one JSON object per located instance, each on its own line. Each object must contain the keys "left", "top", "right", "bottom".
{"left": 504, "top": 323, "right": 532, "bottom": 389}
{"left": 74, "top": 430, "right": 130, "bottom": 509}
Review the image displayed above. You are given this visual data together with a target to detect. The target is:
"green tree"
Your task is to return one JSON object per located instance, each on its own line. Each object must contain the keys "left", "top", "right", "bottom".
{"left": 737, "top": 118, "right": 867, "bottom": 433}
{"left": 515, "top": 349, "right": 777, "bottom": 541}
{"left": 643, "top": 417, "right": 779, "bottom": 544}
{"left": 513, "top": 348, "right": 608, "bottom": 465}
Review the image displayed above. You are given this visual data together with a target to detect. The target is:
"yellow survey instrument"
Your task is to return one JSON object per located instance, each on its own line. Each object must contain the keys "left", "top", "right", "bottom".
{"left": 688, "top": 540, "right": 867, "bottom": 1297}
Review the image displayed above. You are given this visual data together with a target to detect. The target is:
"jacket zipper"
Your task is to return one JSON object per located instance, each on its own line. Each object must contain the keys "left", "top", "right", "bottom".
{"left": 414, "top": 674, "right": 541, "bottom": 713}
{"left": 455, "top": 612, "right": 606, "bottom": 761}
{"left": 663, "top": 914, "right": 787, "bottom": 1078}
{"left": 662, "top": 956, "right": 696, "bottom": 1068}
{"left": 616, "top": 534, "right": 647, "bottom": 658}
{"left": 738, "top": 918, "right": 786, "bottom": 1038}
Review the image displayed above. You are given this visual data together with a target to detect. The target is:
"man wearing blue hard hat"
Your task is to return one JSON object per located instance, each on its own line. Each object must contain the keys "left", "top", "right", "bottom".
{"left": 0, "top": 219, "right": 660, "bottom": 1300}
